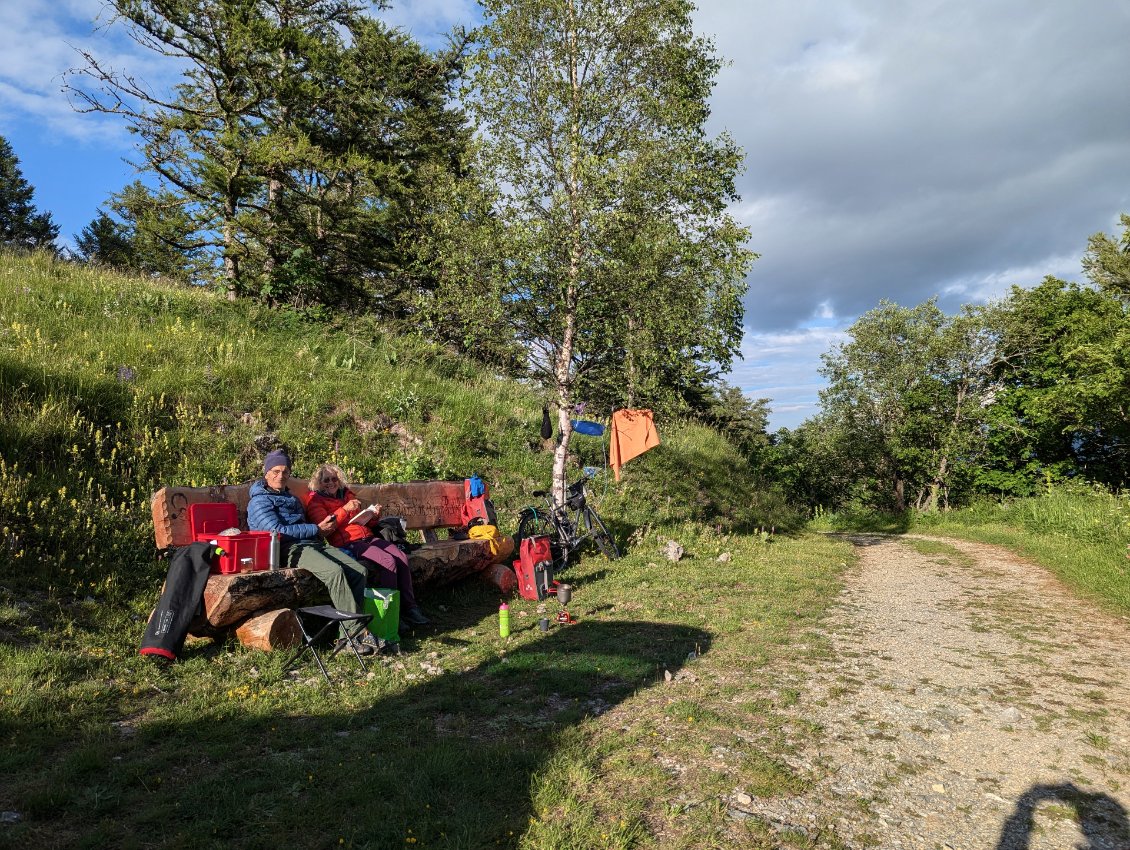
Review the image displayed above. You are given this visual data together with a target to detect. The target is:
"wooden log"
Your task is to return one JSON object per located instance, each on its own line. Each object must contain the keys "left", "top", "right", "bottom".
{"left": 479, "top": 563, "right": 518, "bottom": 595}
{"left": 202, "top": 568, "right": 327, "bottom": 628}
{"left": 409, "top": 539, "right": 494, "bottom": 588}
{"left": 235, "top": 608, "right": 302, "bottom": 651}
{"left": 194, "top": 540, "right": 495, "bottom": 630}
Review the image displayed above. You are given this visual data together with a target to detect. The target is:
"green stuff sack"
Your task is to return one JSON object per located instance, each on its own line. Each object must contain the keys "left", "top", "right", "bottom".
{"left": 363, "top": 588, "right": 400, "bottom": 643}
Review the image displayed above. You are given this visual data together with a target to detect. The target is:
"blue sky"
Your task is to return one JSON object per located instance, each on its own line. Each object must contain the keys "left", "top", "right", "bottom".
{"left": 3, "top": 1, "right": 1130, "bottom": 430}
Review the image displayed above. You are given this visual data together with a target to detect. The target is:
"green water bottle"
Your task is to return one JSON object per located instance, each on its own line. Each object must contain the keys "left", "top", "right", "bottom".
{"left": 498, "top": 601, "right": 510, "bottom": 638}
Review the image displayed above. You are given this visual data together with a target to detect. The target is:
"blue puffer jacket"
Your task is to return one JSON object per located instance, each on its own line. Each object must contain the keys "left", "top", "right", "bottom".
{"left": 247, "top": 479, "right": 320, "bottom": 541}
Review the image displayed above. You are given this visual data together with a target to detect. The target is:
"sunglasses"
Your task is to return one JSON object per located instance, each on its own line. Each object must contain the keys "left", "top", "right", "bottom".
{"left": 321, "top": 475, "right": 340, "bottom": 484}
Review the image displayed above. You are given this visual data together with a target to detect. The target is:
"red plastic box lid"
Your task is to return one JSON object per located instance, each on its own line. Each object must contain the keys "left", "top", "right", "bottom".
{"left": 188, "top": 502, "right": 239, "bottom": 537}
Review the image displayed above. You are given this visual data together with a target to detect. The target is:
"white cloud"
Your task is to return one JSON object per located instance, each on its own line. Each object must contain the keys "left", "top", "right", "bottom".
{"left": 697, "top": 0, "right": 1130, "bottom": 331}
{"left": 0, "top": 0, "right": 181, "bottom": 146}
{"left": 730, "top": 322, "right": 851, "bottom": 430}
{"left": 940, "top": 253, "right": 1083, "bottom": 304}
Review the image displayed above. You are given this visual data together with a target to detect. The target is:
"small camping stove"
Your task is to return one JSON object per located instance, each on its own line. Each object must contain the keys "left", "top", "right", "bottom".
{"left": 552, "top": 582, "right": 576, "bottom": 624}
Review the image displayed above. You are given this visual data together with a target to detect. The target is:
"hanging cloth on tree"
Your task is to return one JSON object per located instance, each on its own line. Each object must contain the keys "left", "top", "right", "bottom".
{"left": 540, "top": 406, "right": 553, "bottom": 440}
{"left": 609, "top": 409, "right": 661, "bottom": 481}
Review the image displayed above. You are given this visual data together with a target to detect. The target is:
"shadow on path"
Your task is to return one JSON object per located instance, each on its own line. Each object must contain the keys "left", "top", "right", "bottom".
{"left": 995, "top": 782, "right": 1130, "bottom": 849}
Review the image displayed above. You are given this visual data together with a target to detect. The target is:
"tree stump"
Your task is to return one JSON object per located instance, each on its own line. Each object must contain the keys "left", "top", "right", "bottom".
{"left": 234, "top": 608, "right": 302, "bottom": 651}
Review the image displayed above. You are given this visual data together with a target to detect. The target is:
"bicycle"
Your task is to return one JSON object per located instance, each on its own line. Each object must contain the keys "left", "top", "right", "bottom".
{"left": 516, "top": 467, "right": 620, "bottom": 571}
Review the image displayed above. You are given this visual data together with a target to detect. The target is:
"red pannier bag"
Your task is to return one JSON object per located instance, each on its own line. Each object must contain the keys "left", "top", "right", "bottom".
{"left": 513, "top": 535, "right": 554, "bottom": 601}
{"left": 460, "top": 478, "right": 498, "bottom": 527}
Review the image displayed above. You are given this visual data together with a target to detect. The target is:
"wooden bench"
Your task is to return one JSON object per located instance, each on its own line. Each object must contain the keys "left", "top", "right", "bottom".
{"left": 151, "top": 478, "right": 495, "bottom": 651}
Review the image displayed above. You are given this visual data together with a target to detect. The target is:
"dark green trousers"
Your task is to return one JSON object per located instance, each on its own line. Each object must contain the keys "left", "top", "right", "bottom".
{"left": 287, "top": 541, "right": 368, "bottom": 639}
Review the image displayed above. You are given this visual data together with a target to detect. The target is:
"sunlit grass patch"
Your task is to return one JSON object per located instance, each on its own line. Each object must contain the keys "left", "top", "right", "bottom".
{"left": 0, "top": 250, "right": 852, "bottom": 847}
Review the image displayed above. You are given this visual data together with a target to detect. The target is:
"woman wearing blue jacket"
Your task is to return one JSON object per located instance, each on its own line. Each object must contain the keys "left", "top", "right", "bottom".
{"left": 248, "top": 449, "right": 378, "bottom": 654}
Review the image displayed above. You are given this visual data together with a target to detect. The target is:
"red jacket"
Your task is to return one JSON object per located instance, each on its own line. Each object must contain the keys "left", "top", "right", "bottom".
{"left": 302, "top": 488, "right": 377, "bottom": 548}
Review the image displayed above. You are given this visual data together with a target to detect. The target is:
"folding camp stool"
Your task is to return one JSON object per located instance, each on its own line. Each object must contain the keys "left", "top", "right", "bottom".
{"left": 285, "top": 605, "right": 373, "bottom": 683}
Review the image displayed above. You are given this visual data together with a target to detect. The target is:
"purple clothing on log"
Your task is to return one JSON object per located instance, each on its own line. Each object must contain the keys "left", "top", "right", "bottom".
{"left": 344, "top": 538, "right": 418, "bottom": 611}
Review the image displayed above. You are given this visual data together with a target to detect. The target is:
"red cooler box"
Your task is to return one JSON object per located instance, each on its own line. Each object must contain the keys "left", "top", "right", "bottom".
{"left": 188, "top": 502, "right": 272, "bottom": 574}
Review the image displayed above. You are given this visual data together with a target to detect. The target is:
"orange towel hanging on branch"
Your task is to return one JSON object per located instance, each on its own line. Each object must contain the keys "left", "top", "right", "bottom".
{"left": 609, "top": 409, "right": 661, "bottom": 481}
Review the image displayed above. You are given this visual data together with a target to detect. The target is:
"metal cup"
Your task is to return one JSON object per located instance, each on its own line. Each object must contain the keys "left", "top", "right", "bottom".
{"left": 539, "top": 617, "right": 549, "bottom": 632}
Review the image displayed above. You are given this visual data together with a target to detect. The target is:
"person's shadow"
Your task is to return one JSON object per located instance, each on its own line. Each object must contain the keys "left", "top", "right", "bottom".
{"left": 995, "top": 782, "right": 1130, "bottom": 849}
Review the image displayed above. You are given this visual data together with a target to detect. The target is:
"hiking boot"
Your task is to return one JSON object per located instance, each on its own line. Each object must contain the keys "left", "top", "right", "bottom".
{"left": 358, "top": 631, "right": 385, "bottom": 653}
{"left": 401, "top": 606, "right": 430, "bottom": 627}
{"left": 334, "top": 636, "right": 375, "bottom": 657}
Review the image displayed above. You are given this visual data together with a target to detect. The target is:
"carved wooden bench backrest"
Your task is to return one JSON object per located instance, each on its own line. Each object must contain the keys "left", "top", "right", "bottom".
{"left": 152, "top": 479, "right": 467, "bottom": 549}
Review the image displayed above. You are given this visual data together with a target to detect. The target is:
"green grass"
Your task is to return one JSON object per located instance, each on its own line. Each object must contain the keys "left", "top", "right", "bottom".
{"left": 807, "top": 507, "right": 911, "bottom": 535}
{"left": 0, "top": 251, "right": 839, "bottom": 847}
{"left": 0, "top": 250, "right": 798, "bottom": 600}
{"left": 0, "top": 531, "right": 852, "bottom": 849}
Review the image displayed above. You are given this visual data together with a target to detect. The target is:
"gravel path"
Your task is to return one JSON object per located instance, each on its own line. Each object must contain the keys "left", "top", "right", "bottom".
{"left": 748, "top": 534, "right": 1130, "bottom": 849}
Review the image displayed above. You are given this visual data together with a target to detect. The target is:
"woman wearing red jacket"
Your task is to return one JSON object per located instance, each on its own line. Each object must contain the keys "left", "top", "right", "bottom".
{"left": 303, "top": 463, "right": 430, "bottom": 627}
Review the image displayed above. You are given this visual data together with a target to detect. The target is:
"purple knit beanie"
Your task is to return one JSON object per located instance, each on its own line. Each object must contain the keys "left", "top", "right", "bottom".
{"left": 263, "top": 448, "right": 292, "bottom": 473}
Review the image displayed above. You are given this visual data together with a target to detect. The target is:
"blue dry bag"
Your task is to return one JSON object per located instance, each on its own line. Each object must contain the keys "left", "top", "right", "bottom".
{"left": 570, "top": 420, "right": 605, "bottom": 437}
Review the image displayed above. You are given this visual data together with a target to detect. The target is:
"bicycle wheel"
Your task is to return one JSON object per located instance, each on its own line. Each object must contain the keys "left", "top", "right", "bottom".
{"left": 583, "top": 506, "right": 620, "bottom": 560}
{"left": 516, "top": 508, "right": 566, "bottom": 569}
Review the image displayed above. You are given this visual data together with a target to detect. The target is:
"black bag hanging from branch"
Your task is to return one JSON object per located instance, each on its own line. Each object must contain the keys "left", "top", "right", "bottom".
{"left": 540, "top": 405, "right": 553, "bottom": 440}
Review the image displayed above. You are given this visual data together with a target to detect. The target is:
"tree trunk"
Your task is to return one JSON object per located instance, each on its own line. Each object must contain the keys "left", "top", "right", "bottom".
{"left": 263, "top": 174, "right": 281, "bottom": 288}
{"left": 552, "top": 386, "right": 573, "bottom": 508}
{"left": 223, "top": 198, "right": 239, "bottom": 301}
{"left": 551, "top": 0, "right": 582, "bottom": 507}
{"left": 626, "top": 312, "right": 638, "bottom": 407}
{"left": 894, "top": 477, "right": 906, "bottom": 512}
{"left": 924, "top": 455, "right": 948, "bottom": 513}
{"left": 915, "top": 487, "right": 928, "bottom": 512}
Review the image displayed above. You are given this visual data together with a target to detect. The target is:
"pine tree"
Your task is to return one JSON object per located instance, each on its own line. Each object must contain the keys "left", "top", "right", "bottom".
{"left": 0, "top": 136, "right": 59, "bottom": 251}
{"left": 75, "top": 211, "right": 135, "bottom": 268}
{"left": 65, "top": 1, "right": 468, "bottom": 307}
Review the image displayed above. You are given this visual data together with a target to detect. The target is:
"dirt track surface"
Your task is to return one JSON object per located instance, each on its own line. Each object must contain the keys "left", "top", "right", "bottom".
{"left": 750, "top": 534, "right": 1130, "bottom": 849}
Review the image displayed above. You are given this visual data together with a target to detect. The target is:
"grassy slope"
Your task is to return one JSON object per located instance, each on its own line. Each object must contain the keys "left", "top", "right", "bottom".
{"left": 0, "top": 251, "right": 800, "bottom": 596}
{"left": 0, "top": 252, "right": 845, "bottom": 849}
